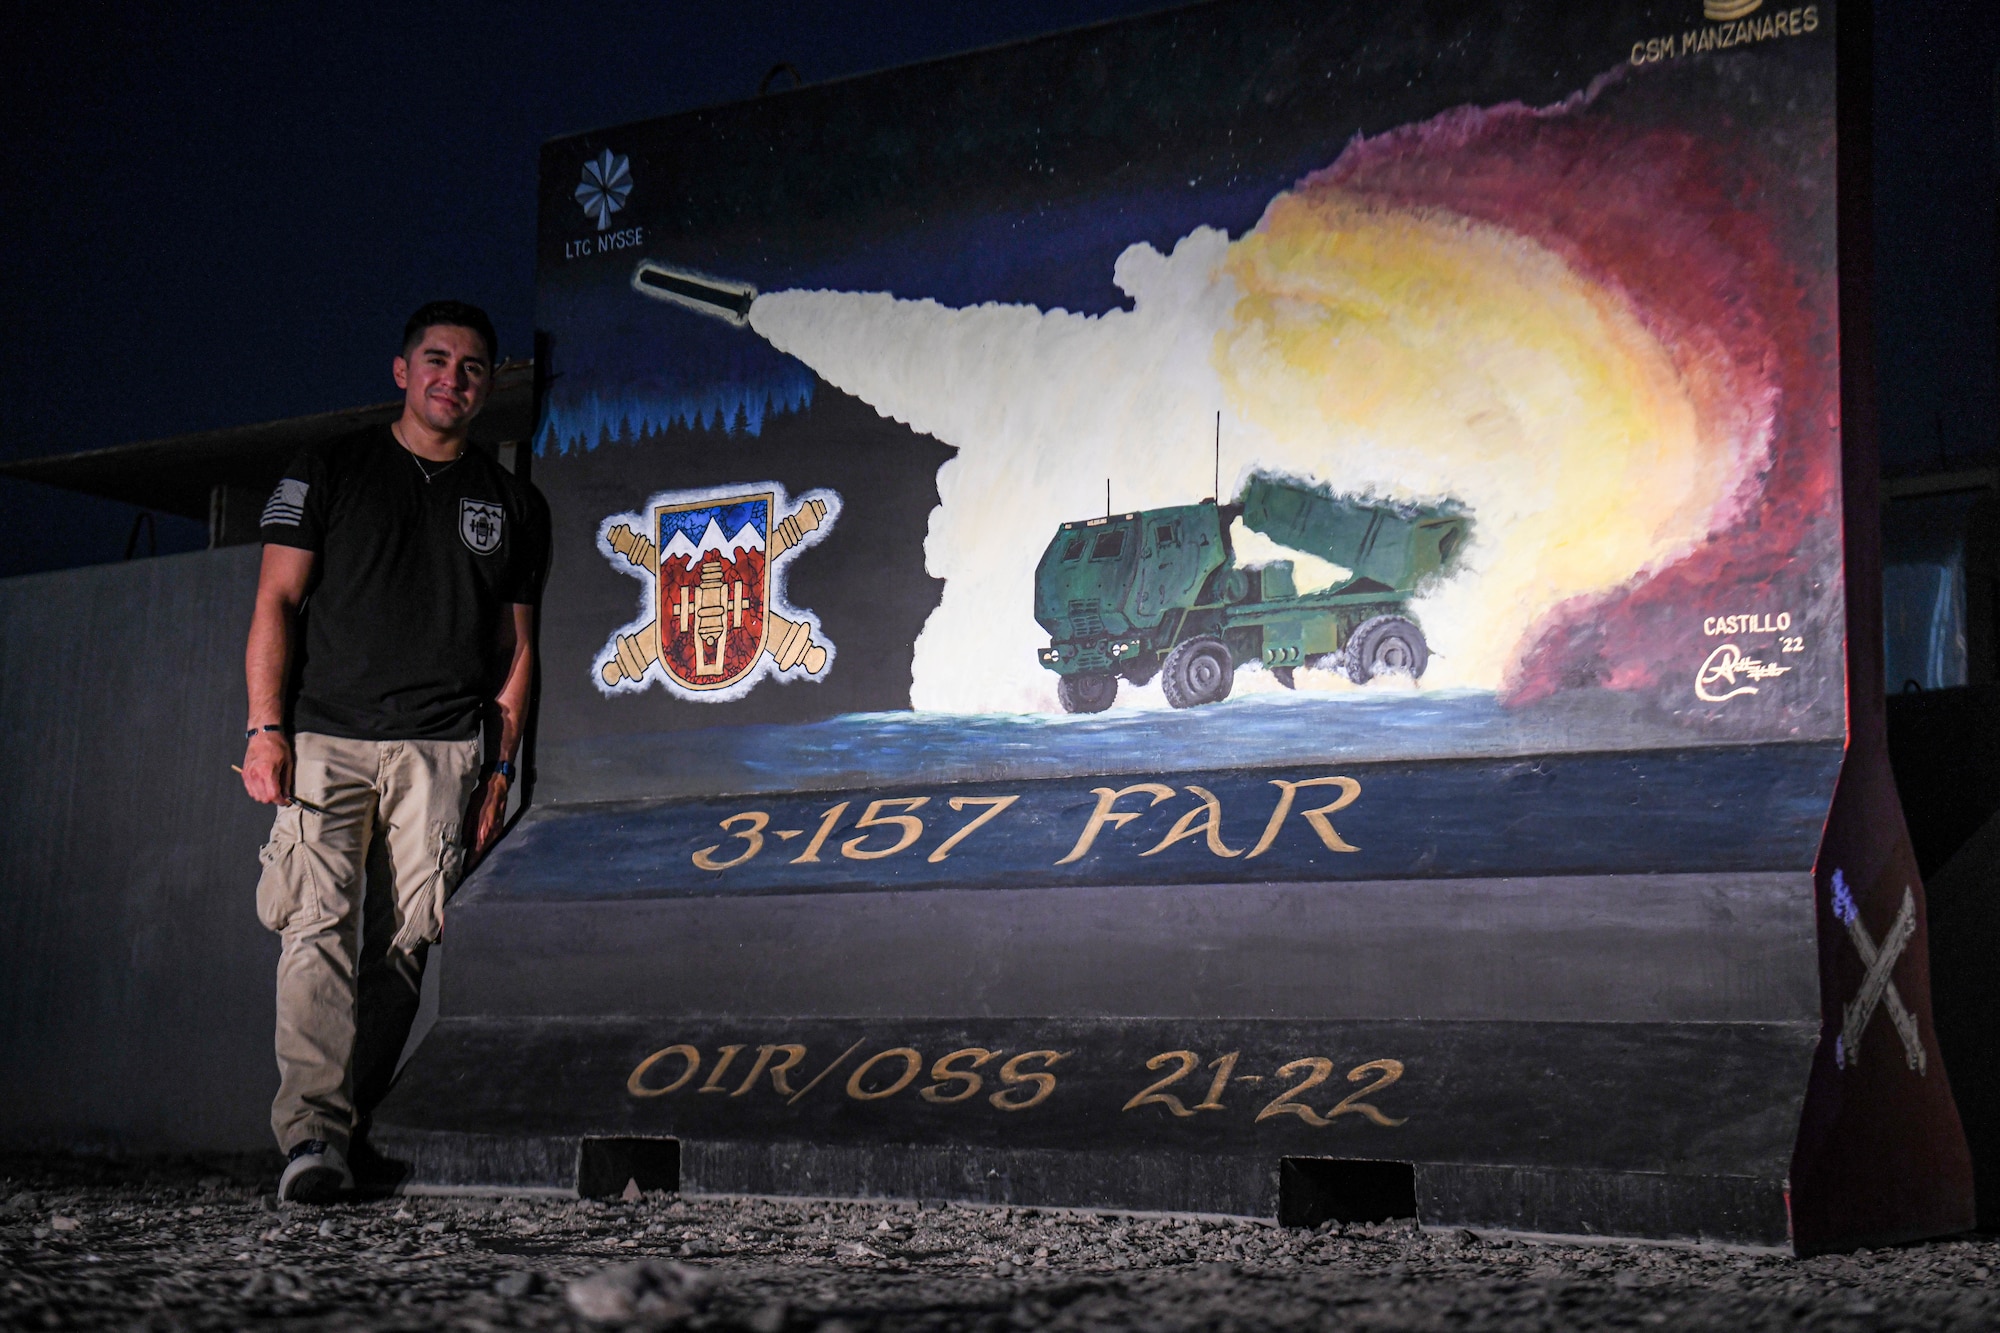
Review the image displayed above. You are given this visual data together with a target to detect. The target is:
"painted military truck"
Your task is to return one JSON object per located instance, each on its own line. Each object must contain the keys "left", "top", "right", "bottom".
{"left": 1034, "top": 474, "right": 1471, "bottom": 712}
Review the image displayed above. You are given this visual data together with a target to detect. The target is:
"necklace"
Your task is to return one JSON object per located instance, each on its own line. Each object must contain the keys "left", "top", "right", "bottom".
{"left": 392, "top": 423, "right": 463, "bottom": 483}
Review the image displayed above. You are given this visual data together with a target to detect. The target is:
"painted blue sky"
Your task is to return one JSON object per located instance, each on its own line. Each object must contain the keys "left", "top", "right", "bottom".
{"left": 659, "top": 498, "right": 768, "bottom": 549}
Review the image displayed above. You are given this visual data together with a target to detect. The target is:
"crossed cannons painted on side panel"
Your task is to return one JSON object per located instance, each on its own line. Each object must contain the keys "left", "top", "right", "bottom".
{"left": 1831, "top": 869, "right": 1927, "bottom": 1075}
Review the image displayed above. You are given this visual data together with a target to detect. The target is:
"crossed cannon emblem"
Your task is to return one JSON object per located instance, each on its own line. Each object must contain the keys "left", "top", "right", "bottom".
{"left": 599, "top": 497, "right": 830, "bottom": 690}
{"left": 1831, "top": 870, "right": 1927, "bottom": 1075}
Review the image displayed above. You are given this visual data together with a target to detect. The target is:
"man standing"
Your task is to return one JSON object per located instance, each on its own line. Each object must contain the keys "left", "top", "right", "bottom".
{"left": 240, "top": 302, "right": 548, "bottom": 1202}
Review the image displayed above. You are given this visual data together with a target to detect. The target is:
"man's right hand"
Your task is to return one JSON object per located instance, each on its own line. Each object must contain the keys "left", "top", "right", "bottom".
{"left": 242, "top": 730, "right": 295, "bottom": 806}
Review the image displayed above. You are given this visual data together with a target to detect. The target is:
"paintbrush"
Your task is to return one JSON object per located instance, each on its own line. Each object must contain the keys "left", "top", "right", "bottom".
{"left": 230, "top": 765, "right": 331, "bottom": 815}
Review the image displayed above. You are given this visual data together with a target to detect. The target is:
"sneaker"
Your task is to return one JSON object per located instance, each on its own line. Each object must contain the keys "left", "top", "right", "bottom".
{"left": 278, "top": 1140, "right": 353, "bottom": 1203}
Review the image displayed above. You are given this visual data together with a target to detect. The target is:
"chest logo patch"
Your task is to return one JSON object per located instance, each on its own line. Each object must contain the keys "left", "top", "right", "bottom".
{"left": 460, "top": 499, "right": 506, "bottom": 555}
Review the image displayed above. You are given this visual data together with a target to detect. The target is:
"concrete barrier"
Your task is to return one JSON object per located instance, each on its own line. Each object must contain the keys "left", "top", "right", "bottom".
{"left": 375, "top": 0, "right": 1977, "bottom": 1252}
{"left": 0, "top": 548, "right": 278, "bottom": 1154}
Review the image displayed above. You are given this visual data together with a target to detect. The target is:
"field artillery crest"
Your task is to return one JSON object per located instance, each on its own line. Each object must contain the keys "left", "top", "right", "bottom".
{"left": 595, "top": 482, "right": 841, "bottom": 701}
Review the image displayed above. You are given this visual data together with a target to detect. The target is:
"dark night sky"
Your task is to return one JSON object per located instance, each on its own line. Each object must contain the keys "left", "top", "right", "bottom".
{"left": 0, "top": 0, "right": 1995, "bottom": 577}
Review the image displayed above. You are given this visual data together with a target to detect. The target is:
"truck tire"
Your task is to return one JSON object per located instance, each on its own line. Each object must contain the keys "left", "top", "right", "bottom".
{"left": 1343, "top": 615, "right": 1429, "bottom": 684}
{"left": 1058, "top": 672, "right": 1119, "bottom": 713}
{"left": 1161, "top": 636, "right": 1235, "bottom": 709}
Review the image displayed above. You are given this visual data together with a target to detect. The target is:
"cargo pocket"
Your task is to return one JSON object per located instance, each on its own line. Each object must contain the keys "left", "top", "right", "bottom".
{"left": 254, "top": 804, "right": 318, "bottom": 932}
{"left": 436, "top": 818, "right": 468, "bottom": 896}
{"left": 397, "top": 821, "right": 466, "bottom": 950}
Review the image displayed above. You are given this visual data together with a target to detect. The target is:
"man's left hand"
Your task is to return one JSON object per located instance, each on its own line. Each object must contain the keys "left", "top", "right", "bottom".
{"left": 467, "top": 772, "right": 511, "bottom": 860}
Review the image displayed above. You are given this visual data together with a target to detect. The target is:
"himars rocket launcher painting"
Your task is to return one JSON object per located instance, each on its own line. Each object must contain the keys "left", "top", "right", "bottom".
{"left": 528, "top": 0, "right": 1843, "bottom": 815}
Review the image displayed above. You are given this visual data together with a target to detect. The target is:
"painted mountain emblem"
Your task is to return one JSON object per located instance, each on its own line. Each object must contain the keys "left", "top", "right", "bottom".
{"left": 595, "top": 482, "right": 840, "bottom": 701}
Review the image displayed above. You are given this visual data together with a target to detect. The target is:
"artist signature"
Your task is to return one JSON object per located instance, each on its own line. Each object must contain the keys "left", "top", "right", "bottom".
{"left": 1696, "top": 643, "right": 1791, "bottom": 703}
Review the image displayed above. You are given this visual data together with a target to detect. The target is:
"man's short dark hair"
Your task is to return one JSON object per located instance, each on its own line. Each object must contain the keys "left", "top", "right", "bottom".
{"left": 402, "top": 300, "right": 498, "bottom": 365}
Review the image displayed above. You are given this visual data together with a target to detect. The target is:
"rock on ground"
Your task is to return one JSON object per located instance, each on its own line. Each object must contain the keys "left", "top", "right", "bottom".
{"left": 1, "top": 1152, "right": 1996, "bottom": 1330}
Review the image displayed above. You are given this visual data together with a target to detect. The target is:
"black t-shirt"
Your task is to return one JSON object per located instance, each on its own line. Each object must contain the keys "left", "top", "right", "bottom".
{"left": 260, "top": 425, "right": 550, "bottom": 741}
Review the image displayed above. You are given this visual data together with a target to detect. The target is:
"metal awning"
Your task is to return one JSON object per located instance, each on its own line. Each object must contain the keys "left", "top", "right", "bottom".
{"left": 0, "top": 360, "right": 536, "bottom": 537}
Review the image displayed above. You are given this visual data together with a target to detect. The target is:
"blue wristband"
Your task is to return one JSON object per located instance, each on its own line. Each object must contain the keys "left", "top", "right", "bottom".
{"left": 492, "top": 760, "right": 518, "bottom": 782}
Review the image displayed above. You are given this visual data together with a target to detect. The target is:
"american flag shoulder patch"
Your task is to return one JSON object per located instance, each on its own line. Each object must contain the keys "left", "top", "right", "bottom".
{"left": 261, "top": 478, "right": 310, "bottom": 527}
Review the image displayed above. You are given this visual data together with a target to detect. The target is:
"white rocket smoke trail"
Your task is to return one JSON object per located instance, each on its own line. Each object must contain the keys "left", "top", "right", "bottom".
{"left": 751, "top": 230, "right": 1241, "bottom": 714}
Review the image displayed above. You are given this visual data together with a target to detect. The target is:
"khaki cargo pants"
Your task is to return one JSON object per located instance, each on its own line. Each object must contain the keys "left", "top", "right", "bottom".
{"left": 256, "top": 732, "right": 481, "bottom": 1154}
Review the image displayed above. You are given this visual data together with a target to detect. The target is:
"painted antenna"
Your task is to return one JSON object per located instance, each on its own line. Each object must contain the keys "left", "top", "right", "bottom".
{"left": 1214, "top": 410, "right": 1221, "bottom": 503}
{"left": 1106, "top": 478, "right": 1112, "bottom": 518}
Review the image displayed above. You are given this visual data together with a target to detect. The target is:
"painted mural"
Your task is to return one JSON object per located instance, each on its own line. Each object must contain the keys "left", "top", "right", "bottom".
{"left": 530, "top": 0, "right": 1842, "bottom": 811}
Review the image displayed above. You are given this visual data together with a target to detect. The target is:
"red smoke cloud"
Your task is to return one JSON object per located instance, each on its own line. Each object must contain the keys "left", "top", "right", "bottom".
{"left": 1302, "top": 74, "right": 1840, "bottom": 715}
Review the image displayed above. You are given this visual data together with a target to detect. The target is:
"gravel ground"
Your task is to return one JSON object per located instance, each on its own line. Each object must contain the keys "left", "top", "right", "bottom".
{"left": 4, "top": 1154, "right": 1998, "bottom": 1331}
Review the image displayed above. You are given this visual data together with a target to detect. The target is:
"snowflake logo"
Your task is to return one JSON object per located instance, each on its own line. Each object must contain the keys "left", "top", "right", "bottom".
{"left": 575, "top": 150, "right": 633, "bottom": 231}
